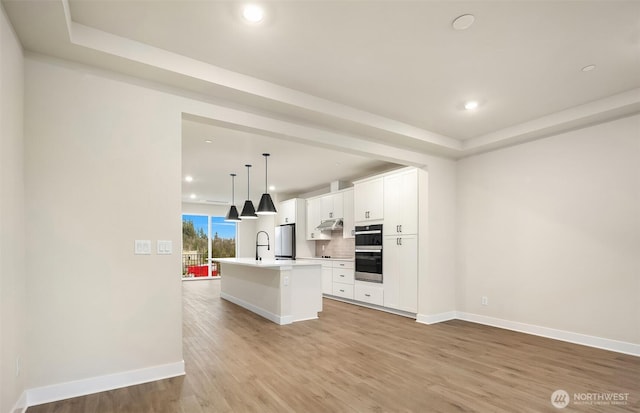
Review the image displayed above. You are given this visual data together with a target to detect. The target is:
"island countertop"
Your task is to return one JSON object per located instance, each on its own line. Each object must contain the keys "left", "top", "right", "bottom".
{"left": 215, "top": 257, "right": 322, "bottom": 269}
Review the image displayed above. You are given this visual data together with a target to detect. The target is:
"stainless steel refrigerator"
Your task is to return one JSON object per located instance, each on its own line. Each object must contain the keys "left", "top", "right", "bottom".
{"left": 275, "top": 223, "right": 296, "bottom": 259}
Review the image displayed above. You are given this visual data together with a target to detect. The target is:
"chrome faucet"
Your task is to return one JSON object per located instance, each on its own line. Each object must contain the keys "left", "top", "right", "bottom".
{"left": 255, "top": 231, "right": 270, "bottom": 261}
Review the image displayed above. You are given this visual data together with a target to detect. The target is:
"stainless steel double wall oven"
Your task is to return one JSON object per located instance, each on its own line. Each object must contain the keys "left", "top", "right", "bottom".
{"left": 354, "top": 224, "right": 383, "bottom": 283}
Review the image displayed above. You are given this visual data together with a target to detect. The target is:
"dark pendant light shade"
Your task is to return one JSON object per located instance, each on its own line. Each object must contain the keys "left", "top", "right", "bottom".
{"left": 225, "top": 173, "right": 241, "bottom": 222}
{"left": 240, "top": 164, "right": 258, "bottom": 219}
{"left": 257, "top": 153, "right": 277, "bottom": 215}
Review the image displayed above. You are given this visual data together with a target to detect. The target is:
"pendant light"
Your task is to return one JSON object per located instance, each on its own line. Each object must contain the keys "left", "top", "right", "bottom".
{"left": 224, "top": 173, "right": 241, "bottom": 222}
{"left": 257, "top": 153, "right": 277, "bottom": 215}
{"left": 240, "top": 164, "right": 257, "bottom": 219}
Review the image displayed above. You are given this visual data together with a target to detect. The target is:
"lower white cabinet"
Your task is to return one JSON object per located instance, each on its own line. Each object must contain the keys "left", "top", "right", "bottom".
{"left": 332, "top": 283, "right": 354, "bottom": 299}
{"left": 321, "top": 262, "right": 333, "bottom": 295}
{"left": 383, "top": 235, "right": 418, "bottom": 313}
{"left": 354, "top": 282, "right": 384, "bottom": 306}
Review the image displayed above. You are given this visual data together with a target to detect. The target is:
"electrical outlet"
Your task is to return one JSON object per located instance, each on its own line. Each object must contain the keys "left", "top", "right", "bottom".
{"left": 283, "top": 276, "right": 289, "bottom": 286}
{"left": 481, "top": 296, "right": 488, "bottom": 306}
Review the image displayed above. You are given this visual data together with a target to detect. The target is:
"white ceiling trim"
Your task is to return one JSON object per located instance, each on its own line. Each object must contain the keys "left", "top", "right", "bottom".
{"left": 463, "top": 88, "right": 640, "bottom": 156}
{"left": 59, "top": 0, "right": 461, "bottom": 154}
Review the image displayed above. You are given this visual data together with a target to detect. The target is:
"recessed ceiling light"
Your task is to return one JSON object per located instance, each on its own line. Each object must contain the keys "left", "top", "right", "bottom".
{"left": 452, "top": 14, "right": 475, "bottom": 31}
{"left": 464, "top": 101, "right": 479, "bottom": 110}
{"left": 190, "top": 193, "right": 196, "bottom": 199}
{"left": 581, "top": 64, "right": 596, "bottom": 72}
{"left": 242, "top": 4, "right": 264, "bottom": 23}
{"left": 185, "top": 175, "right": 193, "bottom": 182}
{"left": 204, "top": 139, "right": 213, "bottom": 144}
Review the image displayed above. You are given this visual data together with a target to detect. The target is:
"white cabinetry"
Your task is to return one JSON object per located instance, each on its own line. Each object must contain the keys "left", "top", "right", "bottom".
{"left": 383, "top": 235, "right": 418, "bottom": 313}
{"left": 342, "top": 188, "right": 355, "bottom": 239}
{"left": 354, "top": 177, "right": 383, "bottom": 222}
{"left": 354, "top": 282, "right": 384, "bottom": 306}
{"left": 306, "top": 198, "right": 330, "bottom": 240}
{"left": 330, "top": 260, "right": 354, "bottom": 299}
{"left": 278, "top": 198, "right": 297, "bottom": 225}
{"left": 383, "top": 169, "right": 418, "bottom": 236}
{"left": 321, "top": 261, "right": 333, "bottom": 295}
{"left": 320, "top": 192, "right": 344, "bottom": 220}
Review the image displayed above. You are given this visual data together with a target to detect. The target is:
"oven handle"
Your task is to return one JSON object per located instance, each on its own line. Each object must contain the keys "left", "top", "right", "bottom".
{"left": 355, "top": 249, "right": 382, "bottom": 253}
{"left": 354, "top": 230, "right": 382, "bottom": 235}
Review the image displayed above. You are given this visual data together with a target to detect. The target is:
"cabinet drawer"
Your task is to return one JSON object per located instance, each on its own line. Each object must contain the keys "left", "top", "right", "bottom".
{"left": 332, "top": 260, "right": 354, "bottom": 269}
{"left": 332, "top": 283, "right": 354, "bottom": 299}
{"left": 354, "top": 283, "right": 384, "bottom": 306}
{"left": 332, "top": 268, "right": 354, "bottom": 284}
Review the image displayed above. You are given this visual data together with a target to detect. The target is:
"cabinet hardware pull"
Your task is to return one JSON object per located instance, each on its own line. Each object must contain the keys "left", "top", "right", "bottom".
{"left": 340, "top": 289, "right": 345, "bottom": 293}
{"left": 365, "top": 293, "right": 371, "bottom": 297}
{"left": 399, "top": 238, "right": 402, "bottom": 246}
{"left": 399, "top": 225, "right": 402, "bottom": 233}
{"left": 340, "top": 274, "right": 344, "bottom": 277}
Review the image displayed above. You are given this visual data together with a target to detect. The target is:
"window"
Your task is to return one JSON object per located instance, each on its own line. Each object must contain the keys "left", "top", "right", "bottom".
{"left": 182, "top": 214, "right": 236, "bottom": 278}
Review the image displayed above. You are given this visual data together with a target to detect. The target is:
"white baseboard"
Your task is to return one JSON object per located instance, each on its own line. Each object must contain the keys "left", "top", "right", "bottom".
{"left": 26, "top": 360, "right": 185, "bottom": 407}
{"left": 221, "top": 292, "right": 290, "bottom": 325}
{"left": 416, "top": 311, "right": 457, "bottom": 325}
{"left": 422, "top": 311, "right": 639, "bottom": 357}
{"left": 10, "top": 391, "right": 28, "bottom": 413}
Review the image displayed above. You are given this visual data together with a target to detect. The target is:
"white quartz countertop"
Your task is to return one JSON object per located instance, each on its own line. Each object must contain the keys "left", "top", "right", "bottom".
{"left": 215, "top": 258, "right": 322, "bottom": 269}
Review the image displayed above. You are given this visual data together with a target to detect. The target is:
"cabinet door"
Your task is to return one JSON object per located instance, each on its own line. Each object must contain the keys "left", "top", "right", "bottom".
{"left": 320, "top": 194, "right": 334, "bottom": 221}
{"left": 384, "top": 169, "right": 418, "bottom": 235}
{"left": 278, "top": 199, "right": 296, "bottom": 225}
{"left": 332, "top": 192, "right": 344, "bottom": 220}
{"left": 322, "top": 265, "right": 333, "bottom": 295}
{"left": 383, "top": 235, "right": 418, "bottom": 313}
{"left": 306, "top": 198, "right": 329, "bottom": 240}
{"left": 342, "top": 189, "right": 355, "bottom": 238}
{"left": 354, "top": 177, "right": 383, "bottom": 222}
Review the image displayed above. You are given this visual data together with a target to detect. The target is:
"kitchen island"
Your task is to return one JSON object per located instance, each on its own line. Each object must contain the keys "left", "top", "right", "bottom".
{"left": 216, "top": 258, "right": 323, "bottom": 325}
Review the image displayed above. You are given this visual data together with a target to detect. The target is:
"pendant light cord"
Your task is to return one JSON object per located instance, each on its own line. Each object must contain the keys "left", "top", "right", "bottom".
{"left": 246, "top": 164, "right": 251, "bottom": 199}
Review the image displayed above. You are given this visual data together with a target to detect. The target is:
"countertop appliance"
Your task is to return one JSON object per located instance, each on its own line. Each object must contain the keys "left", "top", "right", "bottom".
{"left": 275, "top": 223, "right": 296, "bottom": 260}
{"left": 354, "top": 224, "right": 383, "bottom": 283}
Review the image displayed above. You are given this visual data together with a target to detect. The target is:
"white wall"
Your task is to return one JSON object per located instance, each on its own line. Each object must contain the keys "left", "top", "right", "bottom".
{"left": 24, "top": 57, "right": 183, "bottom": 389}
{"left": 0, "top": 6, "right": 26, "bottom": 413}
{"left": 457, "top": 115, "right": 640, "bottom": 345}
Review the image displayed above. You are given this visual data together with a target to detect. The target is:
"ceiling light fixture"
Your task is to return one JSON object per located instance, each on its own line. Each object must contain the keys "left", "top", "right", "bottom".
{"left": 257, "top": 153, "right": 277, "bottom": 215}
{"left": 464, "top": 100, "right": 479, "bottom": 110}
{"left": 452, "top": 14, "right": 475, "bottom": 30}
{"left": 204, "top": 139, "right": 213, "bottom": 144}
{"left": 225, "top": 173, "right": 241, "bottom": 222}
{"left": 581, "top": 64, "right": 596, "bottom": 72}
{"left": 242, "top": 4, "right": 264, "bottom": 23}
{"left": 185, "top": 175, "right": 193, "bottom": 182}
{"left": 240, "top": 164, "right": 258, "bottom": 219}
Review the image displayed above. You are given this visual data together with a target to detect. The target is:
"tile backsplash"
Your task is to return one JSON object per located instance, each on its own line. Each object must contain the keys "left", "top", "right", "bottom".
{"left": 315, "top": 231, "right": 355, "bottom": 258}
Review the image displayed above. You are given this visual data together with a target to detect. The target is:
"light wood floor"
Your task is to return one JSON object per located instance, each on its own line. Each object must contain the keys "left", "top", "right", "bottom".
{"left": 28, "top": 280, "right": 639, "bottom": 412}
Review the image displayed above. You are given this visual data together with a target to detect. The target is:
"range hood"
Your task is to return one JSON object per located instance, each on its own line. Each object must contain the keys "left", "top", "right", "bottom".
{"left": 316, "top": 218, "right": 343, "bottom": 232}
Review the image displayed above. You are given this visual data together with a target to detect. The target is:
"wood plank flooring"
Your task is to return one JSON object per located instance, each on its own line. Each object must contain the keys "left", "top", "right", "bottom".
{"left": 28, "top": 280, "right": 639, "bottom": 412}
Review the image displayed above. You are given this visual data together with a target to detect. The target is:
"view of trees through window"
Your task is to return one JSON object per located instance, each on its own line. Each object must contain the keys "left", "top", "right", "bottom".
{"left": 182, "top": 214, "right": 236, "bottom": 277}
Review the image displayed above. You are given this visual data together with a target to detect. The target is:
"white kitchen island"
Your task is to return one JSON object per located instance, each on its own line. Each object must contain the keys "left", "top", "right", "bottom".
{"left": 216, "top": 258, "right": 323, "bottom": 325}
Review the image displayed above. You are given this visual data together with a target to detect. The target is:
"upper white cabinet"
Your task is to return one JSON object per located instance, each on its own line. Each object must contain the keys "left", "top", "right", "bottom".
{"left": 342, "top": 188, "right": 355, "bottom": 239}
{"left": 306, "top": 197, "right": 330, "bottom": 240}
{"left": 320, "top": 192, "right": 344, "bottom": 221}
{"left": 383, "top": 169, "right": 418, "bottom": 236}
{"left": 277, "top": 198, "right": 297, "bottom": 225}
{"left": 354, "top": 177, "right": 383, "bottom": 222}
{"left": 383, "top": 234, "right": 418, "bottom": 313}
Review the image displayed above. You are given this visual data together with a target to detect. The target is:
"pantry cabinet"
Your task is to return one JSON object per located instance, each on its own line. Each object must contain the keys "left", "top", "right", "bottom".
{"left": 383, "top": 234, "right": 418, "bottom": 313}
{"left": 354, "top": 177, "right": 383, "bottom": 222}
{"left": 383, "top": 169, "right": 418, "bottom": 236}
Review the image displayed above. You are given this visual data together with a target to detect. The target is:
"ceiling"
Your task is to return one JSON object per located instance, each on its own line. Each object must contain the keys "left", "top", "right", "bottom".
{"left": 2, "top": 0, "right": 640, "bottom": 203}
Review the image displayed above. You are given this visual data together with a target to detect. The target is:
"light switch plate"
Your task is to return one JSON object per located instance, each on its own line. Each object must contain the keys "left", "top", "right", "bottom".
{"left": 157, "top": 240, "right": 172, "bottom": 255}
{"left": 135, "top": 240, "right": 151, "bottom": 255}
